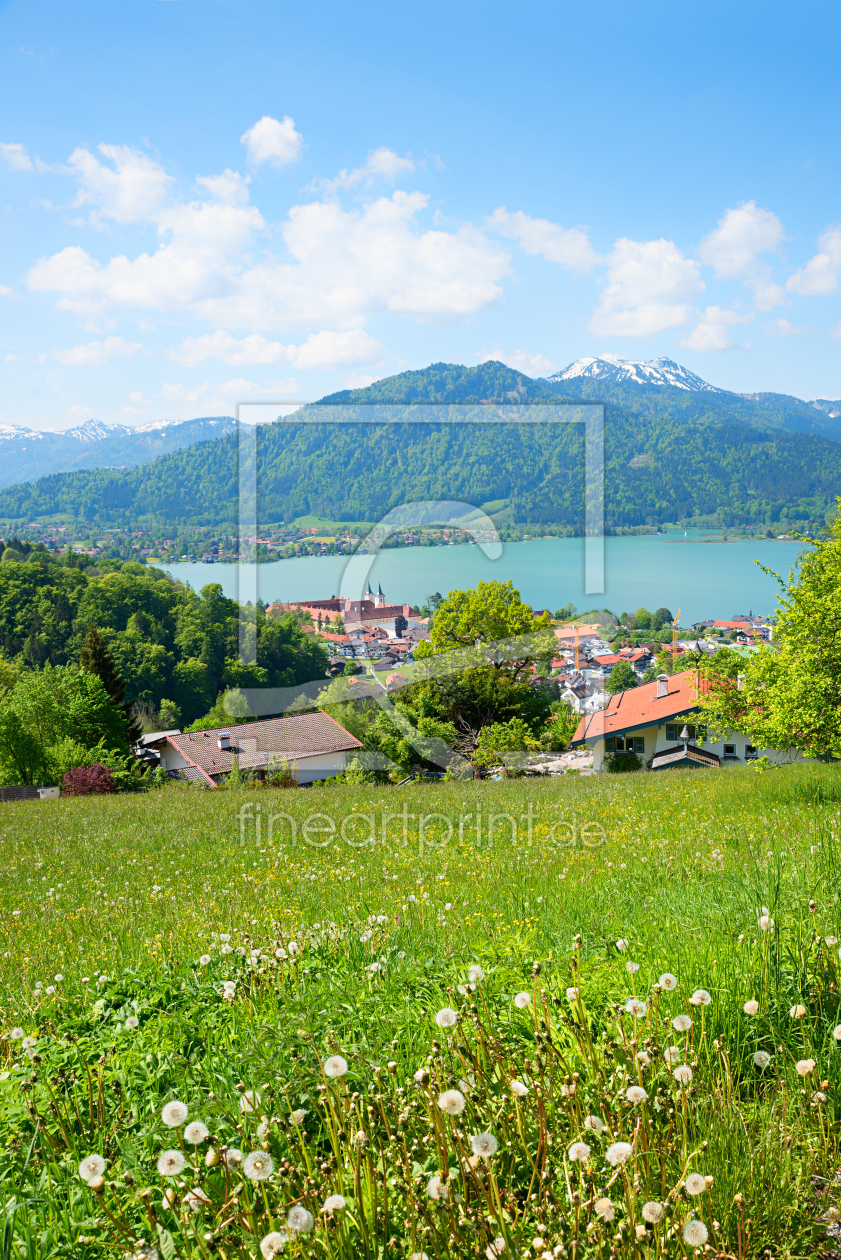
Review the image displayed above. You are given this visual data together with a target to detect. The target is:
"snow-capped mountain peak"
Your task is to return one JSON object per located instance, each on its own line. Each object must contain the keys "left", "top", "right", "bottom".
{"left": 63, "top": 418, "right": 133, "bottom": 443}
{"left": 546, "top": 355, "right": 728, "bottom": 393}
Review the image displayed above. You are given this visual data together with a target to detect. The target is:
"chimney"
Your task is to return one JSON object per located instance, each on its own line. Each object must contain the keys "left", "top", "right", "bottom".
{"left": 656, "top": 674, "right": 669, "bottom": 698}
{"left": 217, "top": 733, "right": 230, "bottom": 751}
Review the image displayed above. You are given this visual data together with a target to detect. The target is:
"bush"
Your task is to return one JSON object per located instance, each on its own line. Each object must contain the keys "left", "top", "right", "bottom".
{"left": 61, "top": 763, "right": 116, "bottom": 795}
{"left": 604, "top": 752, "right": 642, "bottom": 773}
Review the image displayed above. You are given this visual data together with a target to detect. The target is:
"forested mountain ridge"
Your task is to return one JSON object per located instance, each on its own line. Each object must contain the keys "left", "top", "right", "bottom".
{"left": 0, "top": 360, "right": 839, "bottom": 530}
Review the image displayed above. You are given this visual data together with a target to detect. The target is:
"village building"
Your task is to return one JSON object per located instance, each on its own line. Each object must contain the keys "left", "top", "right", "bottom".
{"left": 146, "top": 712, "right": 363, "bottom": 786}
{"left": 266, "top": 583, "right": 428, "bottom": 639}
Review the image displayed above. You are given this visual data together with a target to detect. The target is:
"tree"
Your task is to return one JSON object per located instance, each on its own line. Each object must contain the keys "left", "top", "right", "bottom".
{"left": 698, "top": 510, "right": 841, "bottom": 757}
{"left": 554, "top": 601, "right": 577, "bottom": 621}
{"left": 415, "top": 580, "right": 554, "bottom": 682}
{"left": 605, "top": 660, "right": 639, "bottom": 694}
{"left": 654, "top": 607, "right": 674, "bottom": 625}
{"left": 394, "top": 614, "right": 408, "bottom": 638}
{"left": 79, "top": 624, "right": 141, "bottom": 743}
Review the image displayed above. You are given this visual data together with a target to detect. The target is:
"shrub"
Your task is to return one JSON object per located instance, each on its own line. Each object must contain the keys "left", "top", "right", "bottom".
{"left": 61, "top": 763, "right": 116, "bottom": 795}
{"left": 604, "top": 752, "right": 642, "bottom": 773}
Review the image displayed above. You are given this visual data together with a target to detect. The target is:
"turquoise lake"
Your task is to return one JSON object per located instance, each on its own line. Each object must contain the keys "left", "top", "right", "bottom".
{"left": 160, "top": 530, "right": 805, "bottom": 624}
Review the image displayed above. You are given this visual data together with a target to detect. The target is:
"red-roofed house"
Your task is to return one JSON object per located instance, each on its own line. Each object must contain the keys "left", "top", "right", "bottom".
{"left": 570, "top": 670, "right": 806, "bottom": 772}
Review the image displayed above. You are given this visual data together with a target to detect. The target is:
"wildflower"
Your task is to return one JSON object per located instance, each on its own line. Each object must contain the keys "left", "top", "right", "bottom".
{"left": 825, "top": 936, "right": 838, "bottom": 946}
{"left": 21, "top": 1036, "right": 36, "bottom": 1049}
{"left": 275, "top": 947, "right": 287, "bottom": 959}
{"left": 616, "top": 938, "right": 628, "bottom": 951}
{"left": 351, "top": 1131, "right": 367, "bottom": 1146}
{"left": 184, "top": 1187, "right": 211, "bottom": 1212}
{"left": 199, "top": 955, "right": 211, "bottom": 966}
{"left": 471, "top": 1132, "right": 498, "bottom": 1157}
{"left": 287, "top": 1205, "right": 314, "bottom": 1234}
{"left": 184, "top": 1121, "right": 209, "bottom": 1144}
{"left": 288, "top": 942, "right": 299, "bottom": 955}
{"left": 221, "top": 1148, "right": 242, "bottom": 1170}
{"left": 157, "top": 1149, "right": 186, "bottom": 1177}
{"left": 45, "top": 986, "right": 55, "bottom": 996}
{"left": 244, "top": 1151, "right": 275, "bottom": 1181}
{"left": 161, "top": 1100, "right": 189, "bottom": 1128}
{"left": 672, "top": 1014, "right": 692, "bottom": 1032}
{"left": 79, "top": 1154, "right": 106, "bottom": 1183}
{"left": 290, "top": 1109, "right": 307, "bottom": 1124}
{"left": 239, "top": 1089, "right": 261, "bottom": 1113}
{"left": 435, "top": 1007, "right": 458, "bottom": 1028}
{"left": 323, "top": 1194, "right": 347, "bottom": 1212}
{"left": 594, "top": 1196, "right": 615, "bottom": 1221}
{"left": 685, "top": 1172, "right": 706, "bottom": 1195}
{"left": 568, "top": 1140, "right": 591, "bottom": 1162}
{"left": 626, "top": 1085, "right": 648, "bottom": 1105}
{"left": 664, "top": 1046, "right": 682, "bottom": 1064}
{"left": 833, "top": 1025, "right": 841, "bottom": 1041}
{"left": 636, "top": 1050, "right": 651, "bottom": 1067}
{"left": 659, "top": 972, "right": 678, "bottom": 990}
{"left": 673, "top": 1065, "right": 693, "bottom": 1085}
{"left": 221, "top": 944, "right": 233, "bottom": 955}
{"left": 511, "top": 1080, "right": 529, "bottom": 1096}
{"left": 438, "top": 1089, "right": 466, "bottom": 1115}
{"left": 642, "top": 1201, "right": 664, "bottom": 1223}
{"left": 605, "top": 1141, "right": 633, "bottom": 1166}
{"left": 427, "top": 1174, "right": 449, "bottom": 1200}
{"left": 626, "top": 961, "right": 640, "bottom": 974}
{"left": 516, "top": 991, "right": 533, "bottom": 1007}
{"left": 9, "top": 1028, "right": 23, "bottom": 1040}
{"left": 54, "top": 973, "right": 63, "bottom": 981}
{"left": 759, "top": 915, "right": 774, "bottom": 932}
{"left": 789, "top": 1004, "right": 806, "bottom": 1019}
{"left": 689, "top": 989, "right": 712, "bottom": 1006}
{"left": 583, "top": 1115, "right": 604, "bottom": 1133}
{"left": 468, "top": 964, "right": 485, "bottom": 983}
{"left": 260, "top": 1233, "right": 288, "bottom": 1259}
{"left": 624, "top": 998, "right": 647, "bottom": 1018}
{"left": 814, "top": 1090, "right": 828, "bottom": 1103}
{"left": 485, "top": 1240, "right": 506, "bottom": 1258}
{"left": 683, "top": 1219, "right": 708, "bottom": 1247}
{"left": 753, "top": 1050, "right": 772, "bottom": 1068}
{"left": 323, "top": 1055, "right": 348, "bottom": 1078}
{"left": 413, "top": 1067, "right": 429, "bottom": 1084}
{"left": 795, "top": 1058, "right": 816, "bottom": 1076}
{"left": 743, "top": 999, "right": 759, "bottom": 1015}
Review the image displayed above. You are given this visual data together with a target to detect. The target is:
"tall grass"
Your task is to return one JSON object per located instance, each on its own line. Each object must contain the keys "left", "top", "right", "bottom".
{"left": 1, "top": 764, "right": 840, "bottom": 1258}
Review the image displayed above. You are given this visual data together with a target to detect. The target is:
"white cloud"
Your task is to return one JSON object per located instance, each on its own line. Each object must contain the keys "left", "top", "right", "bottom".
{"left": 764, "top": 318, "right": 809, "bottom": 337}
{"left": 480, "top": 349, "right": 556, "bottom": 376}
{"left": 590, "top": 237, "right": 703, "bottom": 336}
{"left": 786, "top": 224, "right": 841, "bottom": 296}
{"left": 487, "top": 208, "right": 599, "bottom": 271}
{"left": 240, "top": 115, "right": 303, "bottom": 168}
{"left": 343, "top": 371, "right": 378, "bottom": 389}
{"left": 679, "top": 306, "right": 752, "bottom": 352}
{"left": 168, "top": 327, "right": 384, "bottom": 369}
{"left": 67, "top": 143, "right": 174, "bottom": 224}
{"left": 326, "top": 147, "right": 416, "bottom": 190}
{"left": 829, "top": 322, "right": 841, "bottom": 340}
{"left": 0, "top": 142, "right": 33, "bottom": 172}
{"left": 699, "top": 202, "right": 786, "bottom": 309}
{"left": 53, "top": 336, "right": 144, "bottom": 366}
{"left": 160, "top": 377, "right": 298, "bottom": 404}
{"left": 129, "top": 391, "right": 152, "bottom": 404}
{"left": 0, "top": 285, "right": 15, "bottom": 298}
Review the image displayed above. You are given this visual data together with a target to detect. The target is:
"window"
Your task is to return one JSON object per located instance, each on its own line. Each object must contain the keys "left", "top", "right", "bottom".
{"left": 745, "top": 745, "right": 758, "bottom": 759}
{"left": 606, "top": 735, "right": 644, "bottom": 754}
{"left": 665, "top": 722, "right": 705, "bottom": 742}
{"left": 723, "top": 744, "right": 738, "bottom": 758}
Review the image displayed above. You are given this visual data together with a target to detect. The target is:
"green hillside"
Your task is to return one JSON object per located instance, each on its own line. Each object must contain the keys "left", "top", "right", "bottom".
{"left": 0, "top": 360, "right": 839, "bottom": 529}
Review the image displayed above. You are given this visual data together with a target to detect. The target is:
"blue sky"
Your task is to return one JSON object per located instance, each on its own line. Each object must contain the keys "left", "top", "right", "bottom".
{"left": 2, "top": 0, "right": 841, "bottom": 430}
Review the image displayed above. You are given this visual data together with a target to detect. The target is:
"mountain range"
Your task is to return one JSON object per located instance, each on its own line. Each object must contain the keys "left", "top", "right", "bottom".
{"left": 0, "top": 356, "right": 839, "bottom": 531}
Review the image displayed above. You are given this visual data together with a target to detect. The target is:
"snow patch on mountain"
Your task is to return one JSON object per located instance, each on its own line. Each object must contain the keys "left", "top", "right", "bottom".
{"left": 546, "top": 355, "right": 728, "bottom": 393}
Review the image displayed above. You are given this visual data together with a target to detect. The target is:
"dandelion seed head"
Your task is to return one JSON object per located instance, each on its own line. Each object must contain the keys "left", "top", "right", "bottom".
{"left": 260, "top": 1232, "right": 288, "bottom": 1259}
{"left": 515, "top": 991, "right": 533, "bottom": 1008}
{"left": 437, "top": 1089, "right": 466, "bottom": 1115}
{"left": 624, "top": 997, "right": 647, "bottom": 1018}
{"left": 636, "top": 1050, "right": 651, "bottom": 1067}
{"left": 161, "top": 1100, "right": 188, "bottom": 1128}
{"left": 790, "top": 1004, "right": 806, "bottom": 1019}
{"left": 199, "top": 955, "right": 211, "bottom": 966}
{"left": 184, "top": 1121, "right": 209, "bottom": 1144}
{"left": 658, "top": 972, "right": 678, "bottom": 990}
{"left": 9, "top": 1028, "right": 23, "bottom": 1040}
{"left": 21, "top": 1036, "right": 36, "bottom": 1049}
{"left": 184, "top": 1187, "right": 210, "bottom": 1212}
{"left": 290, "top": 1108, "right": 307, "bottom": 1124}
{"left": 568, "top": 1141, "right": 591, "bottom": 1162}
{"left": 795, "top": 1058, "right": 816, "bottom": 1076}
{"left": 626, "top": 1085, "right": 648, "bottom": 1105}
{"left": 673, "top": 1064, "right": 694, "bottom": 1085}
{"left": 510, "top": 1079, "right": 529, "bottom": 1097}
{"left": 626, "top": 961, "right": 640, "bottom": 974}
{"left": 156, "top": 1149, "right": 186, "bottom": 1177}
{"left": 685, "top": 1172, "right": 706, "bottom": 1195}
{"left": 243, "top": 1150, "right": 275, "bottom": 1181}
{"left": 664, "top": 1046, "right": 682, "bottom": 1064}
{"left": 605, "top": 1141, "right": 633, "bottom": 1166}
{"left": 287, "top": 1205, "right": 314, "bottom": 1234}
{"left": 471, "top": 1131, "right": 499, "bottom": 1157}
{"left": 833, "top": 1024, "right": 841, "bottom": 1042}
{"left": 221, "top": 1147, "right": 242, "bottom": 1170}
{"left": 594, "top": 1196, "right": 615, "bottom": 1221}
{"left": 615, "top": 938, "right": 628, "bottom": 951}
{"left": 583, "top": 1115, "right": 604, "bottom": 1133}
{"left": 435, "top": 1007, "right": 458, "bottom": 1028}
{"left": 689, "top": 989, "right": 711, "bottom": 1006}
{"left": 427, "top": 1174, "right": 449, "bottom": 1200}
{"left": 467, "top": 964, "right": 485, "bottom": 983}
{"left": 753, "top": 1050, "right": 772, "bottom": 1068}
{"left": 743, "top": 999, "right": 759, "bottom": 1015}
{"left": 683, "top": 1219, "right": 708, "bottom": 1247}
{"left": 79, "top": 1154, "right": 106, "bottom": 1183}
{"left": 759, "top": 915, "right": 774, "bottom": 932}
{"left": 642, "top": 1201, "right": 664, "bottom": 1223}
{"left": 125, "top": 1016, "right": 139, "bottom": 1030}
{"left": 672, "top": 1014, "right": 692, "bottom": 1032}
{"left": 323, "top": 1194, "right": 347, "bottom": 1213}
{"left": 485, "top": 1239, "right": 506, "bottom": 1259}
{"left": 239, "top": 1089, "right": 261, "bottom": 1113}
{"left": 323, "top": 1055, "right": 348, "bottom": 1078}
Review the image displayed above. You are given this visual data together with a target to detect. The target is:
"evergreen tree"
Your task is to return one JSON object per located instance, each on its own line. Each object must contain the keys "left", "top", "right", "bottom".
{"left": 79, "top": 624, "right": 142, "bottom": 744}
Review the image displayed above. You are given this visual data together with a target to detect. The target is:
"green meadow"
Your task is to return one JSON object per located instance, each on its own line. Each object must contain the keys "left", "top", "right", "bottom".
{"left": 3, "top": 764, "right": 841, "bottom": 1259}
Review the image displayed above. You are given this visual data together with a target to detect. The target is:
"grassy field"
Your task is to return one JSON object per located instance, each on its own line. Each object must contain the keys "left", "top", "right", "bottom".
{"left": 3, "top": 765, "right": 841, "bottom": 1259}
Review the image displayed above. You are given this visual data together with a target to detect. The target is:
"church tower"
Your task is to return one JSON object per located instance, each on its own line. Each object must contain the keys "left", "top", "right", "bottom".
{"left": 376, "top": 583, "right": 386, "bottom": 608}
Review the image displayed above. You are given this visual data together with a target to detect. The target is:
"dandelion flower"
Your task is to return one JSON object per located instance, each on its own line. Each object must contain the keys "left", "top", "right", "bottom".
{"left": 260, "top": 1231, "right": 288, "bottom": 1258}
{"left": 438, "top": 1089, "right": 466, "bottom": 1115}
{"left": 568, "top": 1141, "right": 591, "bottom": 1162}
{"left": 79, "top": 1154, "right": 106, "bottom": 1183}
{"left": 659, "top": 972, "right": 678, "bottom": 991}
{"left": 427, "top": 1174, "right": 449, "bottom": 1200}
{"left": 21, "top": 1036, "right": 36, "bottom": 1049}
{"left": 790, "top": 1004, "right": 806, "bottom": 1019}
{"left": 664, "top": 1046, "right": 682, "bottom": 1064}
{"left": 243, "top": 1151, "right": 275, "bottom": 1181}
{"left": 290, "top": 1108, "right": 307, "bottom": 1124}
{"left": 753, "top": 1050, "right": 772, "bottom": 1068}
{"left": 515, "top": 991, "right": 533, "bottom": 1007}
{"left": 184, "top": 1121, "right": 209, "bottom": 1144}
{"left": 833, "top": 1025, "right": 841, "bottom": 1041}
{"left": 825, "top": 935, "right": 838, "bottom": 946}
{"left": 54, "top": 973, "right": 63, "bottom": 982}
{"left": 161, "top": 1100, "right": 188, "bottom": 1128}
{"left": 795, "top": 1058, "right": 816, "bottom": 1076}
{"left": 583, "top": 1115, "right": 604, "bottom": 1133}
{"left": 616, "top": 938, "right": 628, "bottom": 951}
{"left": 157, "top": 1149, "right": 186, "bottom": 1177}
{"left": 759, "top": 915, "right": 774, "bottom": 932}
{"left": 9, "top": 1028, "right": 23, "bottom": 1040}
{"left": 636, "top": 1050, "right": 651, "bottom": 1067}
{"left": 125, "top": 1016, "right": 139, "bottom": 1030}
{"left": 685, "top": 1172, "right": 706, "bottom": 1195}
{"left": 184, "top": 1187, "right": 211, "bottom": 1212}
{"left": 626, "top": 1085, "right": 648, "bottom": 1105}
{"left": 642, "top": 1201, "right": 664, "bottom": 1223}
{"left": 323, "top": 1193, "right": 347, "bottom": 1212}
{"left": 199, "top": 955, "right": 211, "bottom": 966}
{"left": 626, "top": 961, "right": 640, "bottom": 974}
{"left": 471, "top": 1132, "right": 499, "bottom": 1157}
{"left": 287, "top": 1205, "right": 314, "bottom": 1234}
{"left": 239, "top": 1089, "right": 261, "bottom": 1113}
{"left": 743, "top": 999, "right": 759, "bottom": 1015}
{"left": 351, "top": 1131, "right": 367, "bottom": 1146}
{"left": 673, "top": 1064, "right": 694, "bottom": 1085}
{"left": 323, "top": 1056, "right": 348, "bottom": 1078}
{"left": 683, "top": 1219, "right": 708, "bottom": 1247}
{"left": 220, "top": 944, "right": 233, "bottom": 955}
{"left": 435, "top": 1007, "right": 458, "bottom": 1028}
{"left": 689, "top": 989, "right": 712, "bottom": 1006}
{"left": 625, "top": 997, "right": 647, "bottom": 1018}
{"left": 467, "top": 964, "right": 485, "bottom": 983}
{"left": 221, "top": 1147, "right": 242, "bottom": 1170}
{"left": 605, "top": 1141, "right": 633, "bottom": 1166}
{"left": 594, "top": 1196, "right": 615, "bottom": 1221}
{"left": 672, "top": 1014, "right": 692, "bottom": 1032}
{"left": 413, "top": 1068, "right": 429, "bottom": 1084}
{"left": 275, "top": 948, "right": 287, "bottom": 959}
{"left": 511, "top": 1080, "right": 529, "bottom": 1097}
{"left": 485, "top": 1240, "right": 506, "bottom": 1258}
